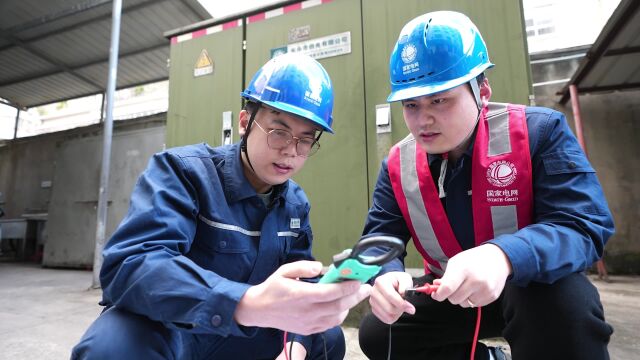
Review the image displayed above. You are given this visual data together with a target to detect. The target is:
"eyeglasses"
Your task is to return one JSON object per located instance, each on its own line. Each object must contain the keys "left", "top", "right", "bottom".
{"left": 253, "top": 121, "right": 320, "bottom": 157}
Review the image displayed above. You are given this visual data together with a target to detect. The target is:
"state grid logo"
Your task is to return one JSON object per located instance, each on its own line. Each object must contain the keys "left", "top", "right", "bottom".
{"left": 401, "top": 44, "right": 417, "bottom": 64}
{"left": 303, "top": 76, "right": 323, "bottom": 106}
{"left": 487, "top": 160, "right": 517, "bottom": 187}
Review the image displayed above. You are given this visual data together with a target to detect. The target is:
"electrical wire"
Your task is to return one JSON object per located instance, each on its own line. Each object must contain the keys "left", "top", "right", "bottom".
{"left": 283, "top": 331, "right": 289, "bottom": 360}
{"left": 387, "top": 324, "right": 392, "bottom": 360}
{"left": 290, "top": 338, "right": 294, "bottom": 360}
{"left": 470, "top": 306, "right": 482, "bottom": 360}
{"left": 282, "top": 331, "right": 329, "bottom": 360}
{"left": 389, "top": 284, "right": 484, "bottom": 360}
{"left": 321, "top": 332, "right": 328, "bottom": 360}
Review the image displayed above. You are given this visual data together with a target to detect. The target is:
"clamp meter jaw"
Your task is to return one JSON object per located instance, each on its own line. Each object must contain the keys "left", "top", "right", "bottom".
{"left": 318, "top": 257, "right": 383, "bottom": 284}
{"left": 318, "top": 235, "right": 405, "bottom": 284}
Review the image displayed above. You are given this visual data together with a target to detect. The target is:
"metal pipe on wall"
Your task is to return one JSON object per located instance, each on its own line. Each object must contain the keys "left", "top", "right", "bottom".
{"left": 569, "top": 84, "right": 609, "bottom": 282}
{"left": 569, "top": 85, "right": 588, "bottom": 155}
{"left": 12, "top": 108, "right": 20, "bottom": 139}
{"left": 100, "top": 92, "right": 106, "bottom": 122}
{"left": 92, "top": 0, "right": 122, "bottom": 288}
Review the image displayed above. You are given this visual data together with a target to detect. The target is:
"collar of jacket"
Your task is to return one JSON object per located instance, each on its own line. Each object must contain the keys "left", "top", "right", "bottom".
{"left": 220, "top": 142, "right": 288, "bottom": 205}
{"left": 427, "top": 135, "right": 476, "bottom": 166}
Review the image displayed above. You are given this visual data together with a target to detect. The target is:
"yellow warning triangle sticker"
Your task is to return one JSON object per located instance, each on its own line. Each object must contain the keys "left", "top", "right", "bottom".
{"left": 195, "top": 49, "right": 213, "bottom": 68}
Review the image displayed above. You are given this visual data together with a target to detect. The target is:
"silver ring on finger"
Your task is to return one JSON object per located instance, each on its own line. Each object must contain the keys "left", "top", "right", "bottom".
{"left": 466, "top": 299, "right": 475, "bottom": 308}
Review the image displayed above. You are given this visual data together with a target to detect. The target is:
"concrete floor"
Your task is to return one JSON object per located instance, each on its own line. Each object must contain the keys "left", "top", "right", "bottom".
{"left": 0, "top": 261, "right": 638, "bottom": 360}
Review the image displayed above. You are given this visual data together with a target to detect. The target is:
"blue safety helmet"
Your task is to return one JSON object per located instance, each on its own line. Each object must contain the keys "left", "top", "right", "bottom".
{"left": 241, "top": 53, "right": 334, "bottom": 133}
{"left": 387, "top": 11, "right": 494, "bottom": 102}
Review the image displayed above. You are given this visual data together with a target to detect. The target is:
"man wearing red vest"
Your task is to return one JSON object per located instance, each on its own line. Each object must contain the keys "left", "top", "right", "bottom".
{"left": 358, "top": 11, "right": 614, "bottom": 360}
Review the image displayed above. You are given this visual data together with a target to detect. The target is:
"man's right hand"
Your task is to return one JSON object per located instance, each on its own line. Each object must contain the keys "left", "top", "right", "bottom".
{"left": 369, "top": 271, "right": 415, "bottom": 324}
{"left": 234, "top": 260, "right": 371, "bottom": 335}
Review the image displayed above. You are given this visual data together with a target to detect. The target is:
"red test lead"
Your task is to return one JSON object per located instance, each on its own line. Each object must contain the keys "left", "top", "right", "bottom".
{"left": 405, "top": 283, "right": 439, "bottom": 296}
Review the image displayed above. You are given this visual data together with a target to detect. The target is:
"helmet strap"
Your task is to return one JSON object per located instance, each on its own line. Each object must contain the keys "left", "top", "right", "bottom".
{"left": 449, "top": 79, "right": 483, "bottom": 159}
{"left": 469, "top": 78, "right": 483, "bottom": 112}
{"left": 241, "top": 103, "right": 261, "bottom": 172}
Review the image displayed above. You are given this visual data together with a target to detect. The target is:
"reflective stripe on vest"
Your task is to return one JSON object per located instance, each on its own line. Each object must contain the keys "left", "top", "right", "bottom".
{"left": 388, "top": 103, "right": 533, "bottom": 276}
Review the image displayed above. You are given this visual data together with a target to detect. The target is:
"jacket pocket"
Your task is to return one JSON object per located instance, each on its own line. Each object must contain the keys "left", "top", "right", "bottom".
{"left": 542, "top": 151, "right": 594, "bottom": 175}
{"left": 277, "top": 231, "right": 298, "bottom": 263}
{"left": 196, "top": 214, "right": 255, "bottom": 253}
{"left": 190, "top": 214, "right": 256, "bottom": 280}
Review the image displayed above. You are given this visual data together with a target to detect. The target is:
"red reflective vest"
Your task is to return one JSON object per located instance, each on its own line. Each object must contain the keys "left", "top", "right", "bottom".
{"left": 388, "top": 103, "right": 533, "bottom": 276}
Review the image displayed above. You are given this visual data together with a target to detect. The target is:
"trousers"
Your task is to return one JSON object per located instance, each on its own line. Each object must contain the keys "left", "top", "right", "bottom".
{"left": 359, "top": 272, "right": 612, "bottom": 360}
{"left": 72, "top": 306, "right": 345, "bottom": 359}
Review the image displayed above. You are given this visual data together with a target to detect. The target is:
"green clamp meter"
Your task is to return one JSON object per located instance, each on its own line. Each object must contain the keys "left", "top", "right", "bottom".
{"left": 318, "top": 235, "right": 405, "bottom": 284}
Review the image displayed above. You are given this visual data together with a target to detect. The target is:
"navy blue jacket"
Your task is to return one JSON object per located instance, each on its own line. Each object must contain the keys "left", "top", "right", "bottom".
{"left": 100, "top": 143, "right": 314, "bottom": 346}
{"left": 363, "top": 107, "right": 614, "bottom": 286}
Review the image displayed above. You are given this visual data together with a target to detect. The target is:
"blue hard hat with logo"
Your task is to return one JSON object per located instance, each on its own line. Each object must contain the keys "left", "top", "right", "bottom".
{"left": 241, "top": 53, "right": 334, "bottom": 133}
{"left": 387, "top": 11, "right": 494, "bottom": 102}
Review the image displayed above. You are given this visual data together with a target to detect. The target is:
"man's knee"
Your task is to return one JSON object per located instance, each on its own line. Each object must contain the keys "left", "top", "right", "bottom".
{"left": 309, "top": 326, "right": 345, "bottom": 360}
{"left": 503, "top": 273, "right": 613, "bottom": 358}
{"left": 71, "top": 307, "right": 175, "bottom": 359}
{"left": 358, "top": 312, "right": 389, "bottom": 360}
{"left": 504, "top": 273, "right": 606, "bottom": 325}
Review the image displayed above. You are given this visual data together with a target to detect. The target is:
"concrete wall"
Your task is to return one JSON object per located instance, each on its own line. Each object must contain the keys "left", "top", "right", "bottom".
{"left": 559, "top": 92, "right": 640, "bottom": 274}
{"left": 0, "top": 114, "right": 166, "bottom": 267}
{"left": 0, "top": 136, "right": 56, "bottom": 219}
{"left": 531, "top": 48, "right": 640, "bottom": 273}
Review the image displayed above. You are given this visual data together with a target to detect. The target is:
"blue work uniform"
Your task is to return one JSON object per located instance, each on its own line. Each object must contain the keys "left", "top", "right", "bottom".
{"left": 358, "top": 107, "right": 615, "bottom": 359}
{"left": 72, "top": 143, "right": 344, "bottom": 359}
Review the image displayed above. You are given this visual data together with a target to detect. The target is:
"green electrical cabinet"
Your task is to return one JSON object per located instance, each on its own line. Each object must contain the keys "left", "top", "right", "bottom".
{"left": 165, "top": 0, "right": 531, "bottom": 267}
{"left": 167, "top": 25, "right": 244, "bottom": 148}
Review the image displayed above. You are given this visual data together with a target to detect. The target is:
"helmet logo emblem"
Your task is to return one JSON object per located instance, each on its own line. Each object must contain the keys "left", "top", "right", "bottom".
{"left": 487, "top": 160, "right": 517, "bottom": 187}
{"left": 401, "top": 44, "right": 417, "bottom": 64}
{"left": 304, "top": 77, "right": 323, "bottom": 106}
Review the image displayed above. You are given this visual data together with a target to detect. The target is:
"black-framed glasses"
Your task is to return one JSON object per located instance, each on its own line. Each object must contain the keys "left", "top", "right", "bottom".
{"left": 253, "top": 121, "right": 321, "bottom": 157}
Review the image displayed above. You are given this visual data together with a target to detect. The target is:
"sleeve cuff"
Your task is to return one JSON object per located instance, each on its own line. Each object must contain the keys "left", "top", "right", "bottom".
{"left": 487, "top": 235, "right": 537, "bottom": 286}
{"left": 198, "top": 279, "right": 257, "bottom": 337}
{"left": 378, "top": 258, "right": 405, "bottom": 276}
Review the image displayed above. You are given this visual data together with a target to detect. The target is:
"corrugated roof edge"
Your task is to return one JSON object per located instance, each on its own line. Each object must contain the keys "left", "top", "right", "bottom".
{"left": 164, "top": 0, "right": 301, "bottom": 39}
{"left": 558, "top": 0, "right": 640, "bottom": 104}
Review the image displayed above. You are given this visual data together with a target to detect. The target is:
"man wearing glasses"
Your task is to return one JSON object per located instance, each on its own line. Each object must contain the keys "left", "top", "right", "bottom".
{"left": 72, "top": 53, "right": 370, "bottom": 360}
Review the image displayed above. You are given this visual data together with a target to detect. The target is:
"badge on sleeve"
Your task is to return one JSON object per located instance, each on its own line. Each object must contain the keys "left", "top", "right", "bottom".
{"left": 290, "top": 218, "right": 300, "bottom": 229}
